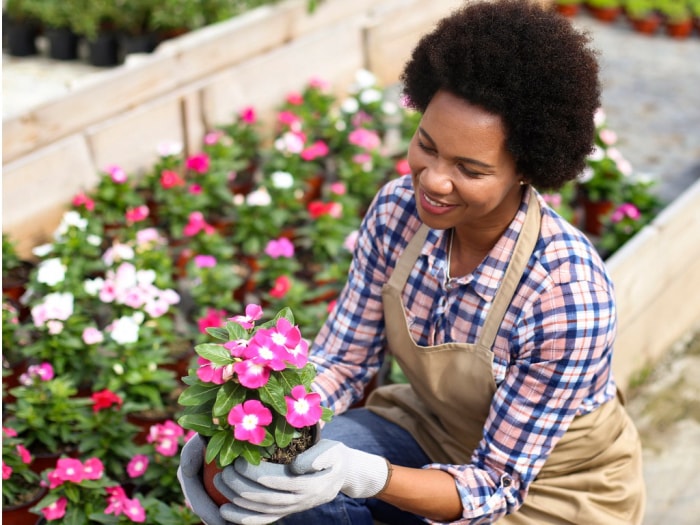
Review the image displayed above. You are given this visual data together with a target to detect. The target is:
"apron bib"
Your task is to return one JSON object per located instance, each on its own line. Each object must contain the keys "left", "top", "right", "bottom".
{"left": 366, "top": 193, "right": 645, "bottom": 523}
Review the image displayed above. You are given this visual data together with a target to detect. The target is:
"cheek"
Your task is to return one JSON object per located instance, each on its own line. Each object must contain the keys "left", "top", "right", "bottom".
{"left": 406, "top": 137, "right": 423, "bottom": 174}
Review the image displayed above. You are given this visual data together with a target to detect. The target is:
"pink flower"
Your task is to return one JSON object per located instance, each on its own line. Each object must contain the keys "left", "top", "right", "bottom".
{"left": 395, "top": 158, "right": 411, "bottom": 175}
{"left": 53, "top": 457, "right": 84, "bottom": 484}
{"left": 343, "top": 230, "right": 359, "bottom": 252}
{"left": 204, "top": 131, "right": 224, "bottom": 145}
{"left": 2, "top": 462, "right": 11, "bottom": 479}
{"left": 106, "top": 165, "right": 127, "bottom": 183}
{"left": 348, "top": 128, "right": 381, "bottom": 150}
{"left": 82, "top": 457, "right": 104, "bottom": 480}
{"left": 105, "top": 486, "right": 128, "bottom": 516}
{"left": 92, "top": 389, "right": 123, "bottom": 412}
{"left": 229, "top": 303, "right": 263, "bottom": 330}
{"left": 189, "top": 184, "right": 203, "bottom": 195}
{"left": 264, "top": 237, "right": 295, "bottom": 259}
{"left": 300, "top": 140, "right": 329, "bottom": 161}
{"left": 123, "top": 497, "right": 146, "bottom": 523}
{"left": 240, "top": 106, "right": 257, "bottom": 124}
{"left": 278, "top": 110, "right": 301, "bottom": 128}
{"left": 245, "top": 330, "right": 289, "bottom": 371}
{"left": 41, "top": 496, "right": 68, "bottom": 521}
{"left": 72, "top": 191, "right": 95, "bottom": 211}
{"left": 194, "top": 254, "right": 217, "bottom": 268}
{"left": 286, "top": 91, "right": 304, "bottom": 105}
{"left": 234, "top": 358, "right": 271, "bottom": 389}
{"left": 3, "top": 427, "right": 18, "bottom": 438}
{"left": 308, "top": 77, "right": 330, "bottom": 90}
{"left": 197, "top": 308, "right": 226, "bottom": 334}
{"left": 21, "top": 362, "right": 54, "bottom": 383}
{"left": 599, "top": 128, "right": 617, "bottom": 146}
{"left": 17, "top": 444, "right": 32, "bottom": 464}
{"left": 160, "top": 169, "right": 185, "bottom": 188}
{"left": 307, "top": 200, "right": 342, "bottom": 219}
{"left": 611, "top": 203, "right": 641, "bottom": 223}
{"left": 196, "top": 356, "right": 228, "bottom": 385}
{"left": 127, "top": 455, "right": 149, "bottom": 478}
{"left": 228, "top": 400, "right": 272, "bottom": 445}
{"left": 285, "top": 385, "right": 322, "bottom": 428}
{"left": 269, "top": 275, "right": 291, "bottom": 299}
{"left": 329, "top": 182, "right": 346, "bottom": 195}
{"left": 186, "top": 152, "right": 210, "bottom": 173}
{"left": 82, "top": 326, "right": 104, "bottom": 345}
{"left": 125, "top": 205, "right": 149, "bottom": 223}
{"left": 183, "top": 211, "right": 215, "bottom": 237}
{"left": 147, "top": 420, "right": 184, "bottom": 457}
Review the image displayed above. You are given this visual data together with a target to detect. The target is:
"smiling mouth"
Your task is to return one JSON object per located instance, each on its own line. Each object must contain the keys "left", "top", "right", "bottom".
{"left": 423, "top": 192, "right": 451, "bottom": 207}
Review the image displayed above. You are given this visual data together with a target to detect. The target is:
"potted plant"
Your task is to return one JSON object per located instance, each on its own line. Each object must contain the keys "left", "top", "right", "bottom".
{"left": 624, "top": 0, "right": 662, "bottom": 34}
{"left": 4, "top": 0, "right": 40, "bottom": 56}
{"left": 586, "top": 0, "right": 623, "bottom": 21}
{"left": 657, "top": 0, "right": 694, "bottom": 37}
{"left": 554, "top": 0, "right": 584, "bottom": 17}
{"left": 66, "top": 0, "right": 120, "bottom": 66}
{"left": 112, "top": 0, "right": 158, "bottom": 55}
{"left": 21, "top": 1, "right": 79, "bottom": 60}
{"left": 2, "top": 426, "right": 45, "bottom": 525}
{"left": 177, "top": 303, "right": 333, "bottom": 504}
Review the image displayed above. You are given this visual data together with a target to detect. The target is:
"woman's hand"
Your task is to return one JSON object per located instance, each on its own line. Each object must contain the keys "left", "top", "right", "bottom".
{"left": 216, "top": 439, "right": 390, "bottom": 524}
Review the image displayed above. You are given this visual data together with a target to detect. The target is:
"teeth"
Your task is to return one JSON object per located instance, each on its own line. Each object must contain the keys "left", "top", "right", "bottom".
{"left": 425, "top": 193, "right": 448, "bottom": 207}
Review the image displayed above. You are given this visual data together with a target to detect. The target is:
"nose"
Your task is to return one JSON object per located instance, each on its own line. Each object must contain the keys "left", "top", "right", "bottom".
{"left": 420, "top": 162, "right": 453, "bottom": 194}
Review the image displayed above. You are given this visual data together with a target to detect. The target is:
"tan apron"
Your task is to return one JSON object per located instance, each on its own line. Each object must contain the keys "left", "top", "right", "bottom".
{"left": 366, "top": 195, "right": 645, "bottom": 524}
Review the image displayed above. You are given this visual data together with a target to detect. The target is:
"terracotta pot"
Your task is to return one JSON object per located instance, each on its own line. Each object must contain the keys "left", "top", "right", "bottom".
{"left": 555, "top": 4, "right": 581, "bottom": 17}
{"left": 630, "top": 14, "right": 661, "bottom": 35}
{"left": 2, "top": 486, "right": 47, "bottom": 525}
{"left": 665, "top": 19, "right": 693, "bottom": 39}
{"left": 203, "top": 458, "right": 230, "bottom": 506}
{"left": 587, "top": 5, "right": 622, "bottom": 23}
{"left": 582, "top": 198, "right": 614, "bottom": 236}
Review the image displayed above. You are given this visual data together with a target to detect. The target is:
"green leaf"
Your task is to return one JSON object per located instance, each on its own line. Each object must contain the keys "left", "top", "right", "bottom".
{"left": 218, "top": 432, "right": 243, "bottom": 467}
{"left": 206, "top": 432, "right": 226, "bottom": 464}
{"left": 274, "top": 418, "right": 295, "bottom": 448}
{"left": 178, "top": 413, "right": 216, "bottom": 435}
{"left": 206, "top": 326, "right": 230, "bottom": 341}
{"left": 226, "top": 321, "right": 247, "bottom": 340}
{"left": 213, "top": 381, "right": 246, "bottom": 418}
{"left": 195, "top": 343, "right": 233, "bottom": 365}
{"left": 241, "top": 442, "right": 262, "bottom": 466}
{"left": 178, "top": 382, "right": 219, "bottom": 406}
{"left": 258, "top": 375, "right": 287, "bottom": 415}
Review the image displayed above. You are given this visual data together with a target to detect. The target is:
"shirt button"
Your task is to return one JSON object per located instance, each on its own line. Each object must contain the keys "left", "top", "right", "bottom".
{"left": 502, "top": 476, "right": 512, "bottom": 487}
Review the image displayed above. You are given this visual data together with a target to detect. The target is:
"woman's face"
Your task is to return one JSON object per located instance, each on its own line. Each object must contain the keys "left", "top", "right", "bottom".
{"left": 407, "top": 90, "right": 523, "bottom": 233}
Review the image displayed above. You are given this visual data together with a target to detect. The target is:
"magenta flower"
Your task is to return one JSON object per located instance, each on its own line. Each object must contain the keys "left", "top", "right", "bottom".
{"left": 234, "top": 358, "right": 271, "bottom": 389}
{"left": 348, "top": 128, "right": 381, "bottom": 150}
{"left": 245, "top": 330, "right": 288, "bottom": 371}
{"left": 240, "top": 106, "right": 257, "bottom": 124}
{"left": 127, "top": 455, "right": 149, "bottom": 478}
{"left": 611, "top": 203, "right": 641, "bottom": 223}
{"left": 72, "top": 191, "right": 95, "bottom": 211}
{"left": 21, "top": 362, "right": 54, "bottom": 383}
{"left": 194, "top": 254, "right": 217, "bottom": 268}
{"left": 41, "top": 497, "right": 68, "bottom": 521}
{"left": 123, "top": 497, "right": 146, "bottom": 523}
{"left": 183, "top": 211, "right": 215, "bottom": 236}
{"left": 300, "top": 140, "right": 329, "bottom": 161}
{"left": 53, "top": 457, "right": 85, "bottom": 484}
{"left": 2, "top": 462, "right": 11, "bottom": 479}
{"left": 269, "top": 275, "right": 291, "bottom": 299}
{"left": 204, "top": 130, "right": 224, "bottom": 145}
{"left": 395, "top": 158, "right": 411, "bottom": 175}
{"left": 197, "top": 308, "right": 226, "bottom": 334}
{"left": 17, "top": 444, "right": 32, "bottom": 464}
{"left": 82, "top": 457, "right": 104, "bottom": 480}
{"left": 196, "top": 356, "right": 228, "bottom": 385}
{"left": 106, "top": 165, "right": 127, "bottom": 183}
{"left": 285, "top": 385, "right": 322, "bottom": 428}
{"left": 264, "top": 237, "right": 295, "bottom": 259}
{"left": 229, "top": 303, "right": 263, "bottom": 330}
{"left": 147, "top": 420, "right": 184, "bottom": 457}
{"left": 125, "top": 205, "right": 149, "bottom": 223}
{"left": 160, "top": 169, "right": 185, "bottom": 188}
{"left": 228, "top": 400, "right": 273, "bottom": 445}
{"left": 105, "top": 486, "right": 145, "bottom": 522}
{"left": 278, "top": 110, "right": 301, "bottom": 128}
{"left": 186, "top": 152, "right": 210, "bottom": 173}
{"left": 329, "top": 182, "right": 347, "bottom": 195}
{"left": 286, "top": 91, "right": 303, "bottom": 105}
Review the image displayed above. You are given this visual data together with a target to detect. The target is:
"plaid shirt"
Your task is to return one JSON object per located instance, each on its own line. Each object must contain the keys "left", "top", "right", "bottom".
{"left": 310, "top": 175, "right": 618, "bottom": 523}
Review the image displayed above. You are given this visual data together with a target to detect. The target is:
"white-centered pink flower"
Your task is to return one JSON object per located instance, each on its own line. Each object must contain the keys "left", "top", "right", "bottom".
{"left": 234, "top": 358, "right": 271, "bottom": 389}
{"left": 82, "top": 326, "right": 104, "bottom": 345}
{"left": 284, "top": 385, "right": 322, "bottom": 428}
{"left": 228, "top": 400, "right": 272, "bottom": 445}
{"left": 229, "top": 303, "right": 263, "bottom": 329}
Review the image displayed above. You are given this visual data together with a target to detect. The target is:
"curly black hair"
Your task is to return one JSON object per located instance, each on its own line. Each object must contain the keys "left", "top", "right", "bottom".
{"left": 401, "top": 0, "right": 600, "bottom": 190}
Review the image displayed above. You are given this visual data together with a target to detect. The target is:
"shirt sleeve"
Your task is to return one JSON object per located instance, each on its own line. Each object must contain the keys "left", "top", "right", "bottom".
{"left": 423, "top": 279, "right": 617, "bottom": 523}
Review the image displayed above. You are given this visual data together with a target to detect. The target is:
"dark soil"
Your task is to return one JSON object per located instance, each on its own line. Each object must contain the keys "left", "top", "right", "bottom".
{"left": 266, "top": 426, "right": 314, "bottom": 464}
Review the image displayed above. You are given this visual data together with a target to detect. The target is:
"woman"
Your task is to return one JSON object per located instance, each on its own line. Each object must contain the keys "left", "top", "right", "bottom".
{"left": 179, "top": 1, "right": 646, "bottom": 523}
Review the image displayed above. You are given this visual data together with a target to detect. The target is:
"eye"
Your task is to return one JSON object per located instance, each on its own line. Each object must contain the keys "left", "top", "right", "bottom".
{"left": 456, "top": 164, "right": 483, "bottom": 178}
{"left": 417, "top": 139, "right": 436, "bottom": 155}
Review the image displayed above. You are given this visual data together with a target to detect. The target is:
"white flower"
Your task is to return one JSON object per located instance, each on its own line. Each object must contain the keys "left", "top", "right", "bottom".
{"left": 274, "top": 131, "right": 305, "bottom": 154}
{"left": 271, "top": 171, "right": 294, "bottom": 189}
{"left": 103, "top": 242, "right": 135, "bottom": 266}
{"left": 341, "top": 97, "right": 360, "bottom": 114}
{"left": 578, "top": 166, "right": 594, "bottom": 183}
{"left": 353, "top": 69, "right": 377, "bottom": 91}
{"left": 113, "top": 363, "right": 125, "bottom": 375}
{"left": 246, "top": 188, "right": 272, "bottom": 207}
{"left": 587, "top": 145, "right": 605, "bottom": 162}
{"left": 359, "top": 88, "right": 382, "bottom": 105}
{"left": 37, "top": 258, "right": 67, "bottom": 286}
{"left": 31, "top": 292, "right": 74, "bottom": 327}
{"left": 157, "top": 141, "right": 183, "bottom": 157}
{"left": 594, "top": 108, "right": 606, "bottom": 127}
{"left": 110, "top": 315, "right": 141, "bottom": 344}
{"left": 84, "top": 277, "right": 104, "bottom": 296}
{"left": 87, "top": 234, "right": 102, "bottom": 246}
{"left": 382, "top": 101, "right": 398, "bottom": 115}
{"left": 136, "top": 269, "right": 157, "bottom": 286}
{"left": 32, "top": 243, "right": 53, "bottom": 258}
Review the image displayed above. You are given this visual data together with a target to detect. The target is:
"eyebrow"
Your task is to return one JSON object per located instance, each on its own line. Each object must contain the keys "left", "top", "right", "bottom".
{"left": 419, "top": 127, "right": 496, "bottom": 170}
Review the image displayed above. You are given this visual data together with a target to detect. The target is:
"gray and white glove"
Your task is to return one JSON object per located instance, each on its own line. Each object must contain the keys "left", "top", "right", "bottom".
{"left": 177, "top": 434, "right": 229, "bottom": 525}
{"left": 216, "top": 439, "right": 390, "bottom": 524}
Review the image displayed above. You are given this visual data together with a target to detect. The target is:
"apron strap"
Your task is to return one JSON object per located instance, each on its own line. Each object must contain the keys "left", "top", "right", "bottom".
{"left": 478, "top": 191, "right": 541, "bottom": 350}
{"left": 387, "top": 224, "right": 429, "bottom": 289}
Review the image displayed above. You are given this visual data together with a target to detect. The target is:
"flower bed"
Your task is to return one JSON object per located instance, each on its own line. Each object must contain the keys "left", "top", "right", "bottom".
{"left": 2, "top": 70, "right": 661, "bottom": 522}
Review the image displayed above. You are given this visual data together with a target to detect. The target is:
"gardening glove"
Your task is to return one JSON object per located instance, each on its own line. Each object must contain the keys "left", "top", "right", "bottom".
{"left": 177, "top": 433, "right": 229, "bottom": 525}
{"left": 217, "top": 439, "right": 390, "bottom": 524}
